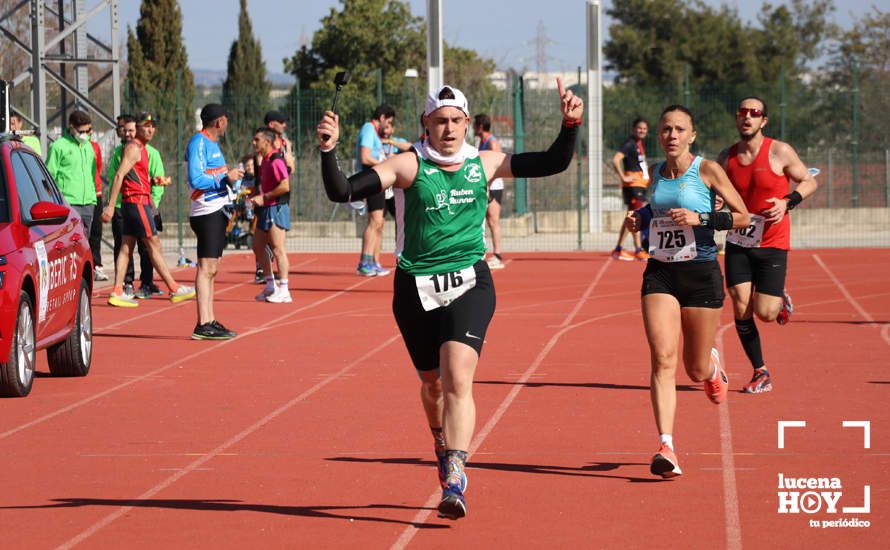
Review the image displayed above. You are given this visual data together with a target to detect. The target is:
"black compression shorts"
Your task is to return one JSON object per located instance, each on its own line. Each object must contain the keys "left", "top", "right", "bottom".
{"left": 642, "top": 260, "right": 725, "bottom": 308}
{"left": 189, "top": 209, "right": 228, "bottom": 259}
{"left": 366, "top": 190, "right": 385, "bottom": 213}
{"left": 724, "top": 243, "right": 788, "bottom": 297}
{"left": 488, "top": 189, "right": 503, "bottom": 205}
{"left": 392, "top": 259, "right": 496, "bottom": 371}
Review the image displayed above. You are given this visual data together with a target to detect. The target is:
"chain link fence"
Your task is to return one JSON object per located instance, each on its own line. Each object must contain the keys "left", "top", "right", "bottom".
{"left": 97, "top": 68, "right": 889, "bottom": 257}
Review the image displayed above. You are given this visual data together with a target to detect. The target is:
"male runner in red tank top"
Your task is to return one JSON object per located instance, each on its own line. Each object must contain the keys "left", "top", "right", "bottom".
{"left": 717, "top": 97, "right": 819, "bottom": 394}
{"left": 101, "top": 113, "right": 195, "bottom": 307}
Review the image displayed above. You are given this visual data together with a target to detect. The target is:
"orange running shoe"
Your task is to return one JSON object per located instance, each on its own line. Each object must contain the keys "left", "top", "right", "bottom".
{"left": 704, "top": 347, "right": 729, "bottom": 404}
{"left": 635, "top": 249, "right": 651, "bottom": 261}
{"left": 611, "top": 247, "right": 635, "bottom": 261}
{"left": 650, "top": 444, "right": 682, "bottom": 478}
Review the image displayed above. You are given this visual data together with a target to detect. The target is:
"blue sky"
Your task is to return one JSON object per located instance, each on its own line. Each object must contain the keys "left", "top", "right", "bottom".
{"left": 116, "top": 0, "right": 879, "bottom": 74}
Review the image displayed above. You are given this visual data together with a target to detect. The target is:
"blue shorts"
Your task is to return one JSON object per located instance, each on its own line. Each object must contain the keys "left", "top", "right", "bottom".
{"left": 256, "top": 203, "right": 291, "bottom": 231}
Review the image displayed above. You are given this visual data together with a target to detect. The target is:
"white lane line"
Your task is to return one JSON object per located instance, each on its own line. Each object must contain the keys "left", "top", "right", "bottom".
{"left": 812, "top": 254, "right": 879, "bottom": 327}
{"left": 94, "top": 258, "right": 317, "bottom": 331}
{"left": 56, "top": 333, "right": 401, "bottom": 550}
{"left": 715, "top": 323, "right": 742, "bottom": 550}
{"left": 1, "top": 275, "right": 374, "bottom": 441}
{"left": 559, "top": 259, "right": 612, "bottom": 328}
{"left": 391, "top": 259, "right": 613, "bottom": 549}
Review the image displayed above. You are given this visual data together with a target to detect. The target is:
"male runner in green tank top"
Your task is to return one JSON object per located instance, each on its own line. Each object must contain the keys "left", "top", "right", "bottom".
{"left": 318, "top": 79, "right": 583, "bottom": 520}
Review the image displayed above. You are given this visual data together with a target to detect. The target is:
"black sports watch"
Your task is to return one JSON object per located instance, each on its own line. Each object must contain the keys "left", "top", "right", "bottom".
{"left": 698, "top": 212, "right": 711, "bottom": 228}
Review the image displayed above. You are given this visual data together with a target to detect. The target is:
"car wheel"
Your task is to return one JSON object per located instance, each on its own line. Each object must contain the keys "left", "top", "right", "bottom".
{"left": 0, "top": 291, "right": 37, "bottom": 397}
{"left": 47, "top": 278, "right": 92, "bottom": 377}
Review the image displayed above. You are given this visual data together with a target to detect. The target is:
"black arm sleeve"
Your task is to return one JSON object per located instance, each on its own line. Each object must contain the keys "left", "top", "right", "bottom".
{"left": 509, "top": 124, "right": 578, "bottom": 178}
{"left": 713, "top": 211, "right": 734, "bottom": 230}
{"left": 320, "top": 148, "right": 383, "bottom": 202}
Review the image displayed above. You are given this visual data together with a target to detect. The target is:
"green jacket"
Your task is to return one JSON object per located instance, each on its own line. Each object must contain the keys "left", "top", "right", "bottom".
{"left": 106, "top": 142, "right": 166, "bottom": 208}
{"left": 22, "top": 135, "right": 42, "bottom": 156}
{"left": 46, "top": 133, "right": 97, "bottom": 206}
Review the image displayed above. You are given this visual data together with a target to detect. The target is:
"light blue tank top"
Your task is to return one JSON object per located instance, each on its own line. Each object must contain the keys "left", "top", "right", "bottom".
{"left": 649, "top": 156, "right": 716, "bottom": 261}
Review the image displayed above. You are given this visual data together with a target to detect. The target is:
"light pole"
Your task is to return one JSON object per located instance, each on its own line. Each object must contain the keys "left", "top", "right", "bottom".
{"left": 404, "top": 68, "right": 419, "bottom": 138}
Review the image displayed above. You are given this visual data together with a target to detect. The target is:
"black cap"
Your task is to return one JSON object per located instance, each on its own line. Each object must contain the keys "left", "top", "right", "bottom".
{"left": 263, "top": 110, "right": 286, "bottom": 124}
{"left": 200, "top": 103, "right": 228, "bottom": 126}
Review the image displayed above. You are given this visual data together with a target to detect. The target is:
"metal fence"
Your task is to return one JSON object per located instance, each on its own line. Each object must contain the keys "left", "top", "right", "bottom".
{"left": 95, "top": 67, "right": 890, "bottom": 257}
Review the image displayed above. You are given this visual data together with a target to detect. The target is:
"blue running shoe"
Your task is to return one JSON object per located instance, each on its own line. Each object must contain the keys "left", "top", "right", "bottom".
{"left": 372, "top": 262, "right": 391, "bottom": 276}
{"left": 436, "top": 450, "right": 468, "bottom": 492}
{"left": 437, "top": 483, "right": 467, "bottom": 519}
{"left": 356, "top": 262, "right": 377, "bottom": 277}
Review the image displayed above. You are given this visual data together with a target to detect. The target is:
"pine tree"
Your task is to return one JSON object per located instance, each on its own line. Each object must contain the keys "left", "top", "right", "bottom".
{"left": 125, "top": 0, "right": 195, "bottom": 160}
{"left": 221, "top": 0, "right": 272, "bottom": 157}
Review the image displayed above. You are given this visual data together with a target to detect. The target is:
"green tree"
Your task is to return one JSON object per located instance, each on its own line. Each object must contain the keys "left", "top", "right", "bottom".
{"left": 817, "top": 6, "right": 890, "bottom": 149}
{"left": 125, "top": 0, "right": 194, "bottom": 162}
{"left": 221, "top": 0, "right": 271, "bottom": 158}
{"left": 604, "top": 0, "right": 832, "bottom": 87}
{"left": 284, "top": 0, "right": 426, "bottom": 144}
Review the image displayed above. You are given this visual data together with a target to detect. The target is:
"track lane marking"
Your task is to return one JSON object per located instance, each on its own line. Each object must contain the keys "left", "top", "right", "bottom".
{"left": 392, "top": 259, "right": 613, "bottom": 548}
{"left": 1, "top": 274, "right": 375, "bottom": 442}
{"left": 56, "top": 333, "right": 401, "bottom": 550}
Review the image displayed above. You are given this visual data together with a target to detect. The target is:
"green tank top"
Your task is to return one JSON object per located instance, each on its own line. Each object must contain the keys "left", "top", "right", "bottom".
{"left": 397, "top": 154, "right": 488, "bottom": 275}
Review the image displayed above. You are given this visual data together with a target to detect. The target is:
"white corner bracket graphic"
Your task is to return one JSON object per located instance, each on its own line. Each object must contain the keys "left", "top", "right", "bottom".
{"left": 842, "top": 485, "right": 871, "bottom": 514}
{"left": 777, "top": 420, "right": 807, "bottom": 449}
{"left": 842, "top": 421, "right": 871, "bottom": 449}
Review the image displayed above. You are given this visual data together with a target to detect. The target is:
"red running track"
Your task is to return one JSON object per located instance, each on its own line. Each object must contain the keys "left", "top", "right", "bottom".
{"left": 0, "top": 250, "right": 887, "bottom": 549}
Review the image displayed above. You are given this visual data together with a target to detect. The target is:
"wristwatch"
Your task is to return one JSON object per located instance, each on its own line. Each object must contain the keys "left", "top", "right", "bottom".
{"left": 698, "top": 212, "right": 711, "bottom": 227}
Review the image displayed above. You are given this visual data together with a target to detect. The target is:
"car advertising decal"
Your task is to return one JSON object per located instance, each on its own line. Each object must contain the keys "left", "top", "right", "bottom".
{"left": 35, "top": 240, "right": 48, "bottom": 323}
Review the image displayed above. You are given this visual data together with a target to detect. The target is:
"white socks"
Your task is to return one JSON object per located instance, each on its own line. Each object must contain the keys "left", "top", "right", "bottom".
{"left": 659, "top": 434, "right": 674, "bottom": 450}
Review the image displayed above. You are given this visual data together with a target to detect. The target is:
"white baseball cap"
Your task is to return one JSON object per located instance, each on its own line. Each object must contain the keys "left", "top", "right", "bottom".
{"left": 423, "top": 85, "right": 469, "bottom": 118}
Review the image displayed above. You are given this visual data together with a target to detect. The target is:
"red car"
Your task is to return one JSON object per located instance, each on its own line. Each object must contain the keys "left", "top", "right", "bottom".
{"left": 0, "top": 133, "right": 93, "bottom": 397}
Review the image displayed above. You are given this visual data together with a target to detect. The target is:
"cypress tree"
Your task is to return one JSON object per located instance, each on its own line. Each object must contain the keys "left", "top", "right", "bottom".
{"left": 125, "top": 0, "right": 195, "bottom": 160}
{"left": 221, "top": 0, "right": 272, "bottom": 157}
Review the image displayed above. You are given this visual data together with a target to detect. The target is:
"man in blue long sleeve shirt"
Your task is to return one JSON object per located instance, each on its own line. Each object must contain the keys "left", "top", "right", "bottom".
{"left": 185, "top": 103, "right": 243, "bottom": 340}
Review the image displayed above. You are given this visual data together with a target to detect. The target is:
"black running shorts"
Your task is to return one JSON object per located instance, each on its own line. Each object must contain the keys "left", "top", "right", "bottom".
{"left": 392, "top": 259, "right": 496, "bottom": 371}
{"left": 366, "top": 190, "right": 385, "bottom": 213}
{"left": 121, "top": 202, "right": 157, "bottom": 238}
{"left": 622, "top": 186, "right": 647, "bottom": 209}
{"left": 724, "top": 243, "right": 788, "bottom": 298}
{"left": 189, "top": 209, "right": 228, "bottom": 259}
{"left": 642, "top": 259, "right": 725, "bottom": 308}
{"left": 488, "top": 189, "right": 503, "bottom": 205}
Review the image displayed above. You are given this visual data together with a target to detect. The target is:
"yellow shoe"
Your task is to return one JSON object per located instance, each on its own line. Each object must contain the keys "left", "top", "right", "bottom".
{"left": 170, "top": 285, "right": 196, "bottom": 303}
{"left": 108, "top": 292, "right": 139, "bottom": 308}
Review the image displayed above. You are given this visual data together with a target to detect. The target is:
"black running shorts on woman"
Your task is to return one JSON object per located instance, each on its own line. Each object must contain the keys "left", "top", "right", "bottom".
{"left": 392, "top": 260, "right": 496, "bottom": 371}
{"left": 189, "top": 209, "right": 228, "bottom": 258}
{"left": 723, "top": 243, "right": 788, "bottom": 297}
{"left": 642, "top": 260, "right": 725, "bottom": 308}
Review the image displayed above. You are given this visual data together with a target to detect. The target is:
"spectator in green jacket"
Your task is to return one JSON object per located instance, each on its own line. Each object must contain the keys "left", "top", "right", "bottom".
{"left": 9, "top": 113, "right": 42, "bottom": 156}
{"left": 46, "top": 110, "right": 98, "bottom": 233}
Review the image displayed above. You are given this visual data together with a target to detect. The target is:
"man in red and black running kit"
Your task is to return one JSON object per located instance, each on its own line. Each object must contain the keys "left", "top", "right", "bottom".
{"left": 718, "top": 97, "right": 818, "bottom": 394}
{"left": 102, "top": 113, "right": 196, "bottom": 307}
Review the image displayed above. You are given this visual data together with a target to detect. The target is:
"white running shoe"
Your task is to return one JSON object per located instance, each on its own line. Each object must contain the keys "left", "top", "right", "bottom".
{"left": 266, "top": 288, "right": 293, "bottom": 303}
{"left": 93, "top": 266, "right": 109, "bottom": 281}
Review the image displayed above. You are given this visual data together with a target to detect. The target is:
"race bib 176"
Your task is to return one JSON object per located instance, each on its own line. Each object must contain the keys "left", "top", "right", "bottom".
{"left": 415, "top": 265, "right": 477, "bottom": 311}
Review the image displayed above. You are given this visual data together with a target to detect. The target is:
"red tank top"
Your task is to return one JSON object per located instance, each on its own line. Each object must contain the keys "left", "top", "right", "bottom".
{"left": 122, "top": 142, "right": 151, "bottom": 204}
{"left": 725, "top": 137, "right": 791, "bottom": 250}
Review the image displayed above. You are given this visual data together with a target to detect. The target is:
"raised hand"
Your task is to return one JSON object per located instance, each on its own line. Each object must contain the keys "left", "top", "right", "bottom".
{"left": 317, "top": 111, "right": 339, "bottom": 150}
{"left": 556, "top": 77, "right": 584, "bottom": 122}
